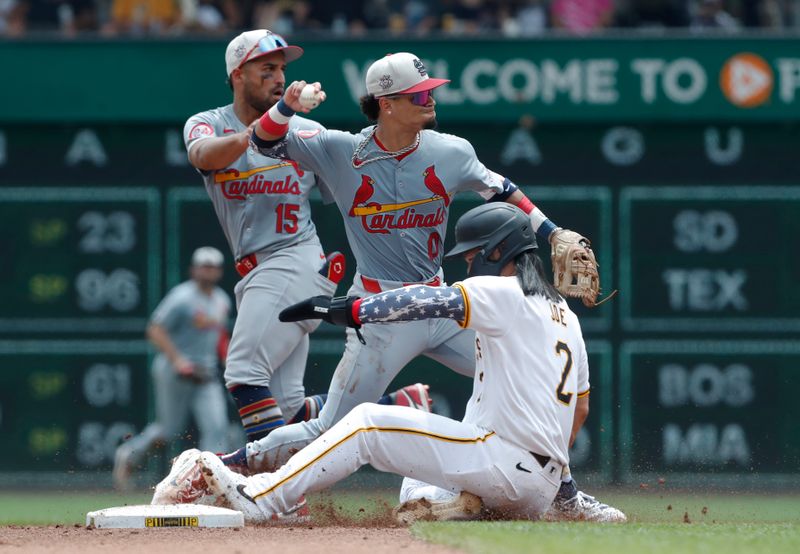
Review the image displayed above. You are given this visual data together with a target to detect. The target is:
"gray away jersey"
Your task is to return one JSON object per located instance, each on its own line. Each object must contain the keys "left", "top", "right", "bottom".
{"left": 258, "top": 126, "right": 504, "bottom": 282}
{"left": 184, "top": 105, "right": 326, "bottom": 260}
{"left": 150, "top": 280, "right": 231, "bottom": 370}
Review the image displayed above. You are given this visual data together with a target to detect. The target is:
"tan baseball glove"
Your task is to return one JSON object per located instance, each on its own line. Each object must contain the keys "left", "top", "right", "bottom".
{"left": 550, "top": 229, "right": 602, "bottom": 307}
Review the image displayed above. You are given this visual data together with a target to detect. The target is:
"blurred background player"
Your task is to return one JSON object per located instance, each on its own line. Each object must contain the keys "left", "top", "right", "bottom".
{"left": 184, "top": 30, "right": 429, "bottom": 449}
{"left": 113, "top": 247, "right": 231, "bottom": 490}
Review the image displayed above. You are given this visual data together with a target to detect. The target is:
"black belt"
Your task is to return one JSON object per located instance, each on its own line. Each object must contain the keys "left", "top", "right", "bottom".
{"left": 530, "top": 451, "right": 551, "bottom": 468}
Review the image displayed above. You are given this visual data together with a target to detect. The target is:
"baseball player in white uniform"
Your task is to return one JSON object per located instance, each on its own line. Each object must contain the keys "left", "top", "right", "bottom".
{"left": 153, "top": 204, "right": 621, "bottom": 523}
{"left": 113, "top": 247, "right": 231, "bottom": 490}
{"left": 184, "top": 32, "right": 430, "bottom": 450}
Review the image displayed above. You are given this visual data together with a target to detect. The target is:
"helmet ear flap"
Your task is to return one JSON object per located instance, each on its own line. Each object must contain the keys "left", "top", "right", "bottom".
{"left": 467, "top": 248, "right": 495, "bottom": 277}
{"left": 468, "top": 222, "right": 536, "bottom": 277}
{"left": 447, "top": 203, "right": 538, "bottom": 277}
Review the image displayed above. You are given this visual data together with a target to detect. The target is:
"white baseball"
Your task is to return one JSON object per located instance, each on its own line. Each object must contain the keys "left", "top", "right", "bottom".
{"left": 298, "top": 84, "right": 321, "bottom": 109}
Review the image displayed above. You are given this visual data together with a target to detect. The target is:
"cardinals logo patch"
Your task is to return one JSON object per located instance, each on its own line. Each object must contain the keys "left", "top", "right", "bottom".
{"left": 422, "top": 165, "right": 450, "bottom": 207}
{"left": 189, "top": 123, "right": 215, "bottom": 140}
{"left": 348, "top": 169, "right": 450, "bottom": 235}
{"left": 350, "top": 175, "right": 378, "bottom": 216}
{"left": 379, "top": 75, "right": 394, "bottom": 90}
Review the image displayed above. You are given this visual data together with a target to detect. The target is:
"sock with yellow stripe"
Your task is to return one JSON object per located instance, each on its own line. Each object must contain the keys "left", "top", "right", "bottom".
{"left": 229, "top": 384, "right": 285, "bottom": 441}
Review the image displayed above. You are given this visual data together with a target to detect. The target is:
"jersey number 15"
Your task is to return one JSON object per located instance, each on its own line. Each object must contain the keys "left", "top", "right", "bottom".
{"left": 275, "top": 203, "right": 299, "bottom": 234}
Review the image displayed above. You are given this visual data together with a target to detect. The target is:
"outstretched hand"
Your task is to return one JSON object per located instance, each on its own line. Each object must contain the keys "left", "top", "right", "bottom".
{"left": 279, "top": 295, "right": 361, "bottom": 328}
{"left": 282, "top": 81, "right": 326, "bottom": 113}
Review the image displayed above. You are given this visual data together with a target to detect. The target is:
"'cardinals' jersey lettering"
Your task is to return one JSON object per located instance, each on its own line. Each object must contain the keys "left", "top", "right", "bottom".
{"left": 150, "top": 280, "right": 231, "bottom": 369}
{"left": 184, "top": 105, "right": 325, "bottom": 260}
{"left": 255, "top": 126, "right": 504, "bottom": 282}
{"left": 456, "top": 276, "right": 589, "bottom": 466}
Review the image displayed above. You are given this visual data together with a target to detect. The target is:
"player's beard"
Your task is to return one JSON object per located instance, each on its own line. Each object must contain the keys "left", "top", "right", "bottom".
{"left": 423, "top": 117, "right": 438, "bottom": 130}
{"left": 244, "top": 83, "right": 280, "bottom": 114}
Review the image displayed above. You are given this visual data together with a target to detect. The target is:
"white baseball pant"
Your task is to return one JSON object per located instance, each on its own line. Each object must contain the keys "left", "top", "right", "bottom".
{"left": 242, "top": 403, "right": 562, "bottom": 520}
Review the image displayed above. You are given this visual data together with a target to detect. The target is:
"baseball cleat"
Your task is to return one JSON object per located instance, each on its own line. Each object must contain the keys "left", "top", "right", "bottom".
{"left": 269, "top": 495, "right": 311, "bottom": 524}
{"left": 391, "top": 383, "right": 433, "bottom": 413}
{"left": 197, "top": 452, "right": 265, "bottom": 522}
{"left": 320, "top": 251, "right": 346, "bottom": 285}
{"left": 544, "top": 480, "right": 627, "bottom": 523}
{"left": 151, "top": 448, "right": 207, "bottom": 505}
{"left": 393, "top": 491, "right": 483, "bottom": 525}
{"left": 197, "top": 451, "right": 311, "bottom": 524}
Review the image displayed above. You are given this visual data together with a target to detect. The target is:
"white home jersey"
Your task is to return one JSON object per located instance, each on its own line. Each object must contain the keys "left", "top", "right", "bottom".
{"left": 455, "top": 275, "right": 589, "bottom": 466}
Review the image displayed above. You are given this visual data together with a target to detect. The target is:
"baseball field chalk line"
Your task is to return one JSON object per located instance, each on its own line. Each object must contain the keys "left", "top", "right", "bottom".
{"left": 86, "top": 504, "right": 244, "bottom": 529}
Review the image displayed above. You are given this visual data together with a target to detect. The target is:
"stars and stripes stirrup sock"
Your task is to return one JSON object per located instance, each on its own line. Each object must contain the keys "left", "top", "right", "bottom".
{"left": 229, "top": 384, "right": 285, "bottom": 441}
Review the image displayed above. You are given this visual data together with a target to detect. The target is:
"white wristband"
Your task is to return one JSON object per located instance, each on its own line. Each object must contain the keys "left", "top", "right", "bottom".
{"left": 528, "top": 206, "right": 548, "bottom": 231}
{"left": 268, "top": 103, "right": 292, "bottom": 125}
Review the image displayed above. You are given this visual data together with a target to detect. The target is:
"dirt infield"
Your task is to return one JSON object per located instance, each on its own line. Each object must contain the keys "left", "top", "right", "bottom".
{"left": 0, "top": 526, "right": 460, "bottom": 554}
{"left": 0, "top": 491, "right": 463, "bottom": 553}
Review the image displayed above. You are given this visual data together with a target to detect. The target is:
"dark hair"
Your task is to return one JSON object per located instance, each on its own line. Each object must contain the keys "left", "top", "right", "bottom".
{"left": 359, "top": 94, "right": 380, "bottom": 121}
{"left": 515, "top": 251, "right": 562, "bottom": 302}
{"left": 227, "top": 76, "right": 233, "bottom": 91}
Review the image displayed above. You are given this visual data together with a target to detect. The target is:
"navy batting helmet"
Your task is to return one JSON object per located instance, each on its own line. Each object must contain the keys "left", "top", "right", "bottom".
{"left": 445, "top": 203, "right": 537, "bottom": 277}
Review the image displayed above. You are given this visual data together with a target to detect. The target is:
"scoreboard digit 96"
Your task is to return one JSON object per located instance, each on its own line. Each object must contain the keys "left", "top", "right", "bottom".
{"left": 0, "top": 188, "right": 161, "bottom": 333}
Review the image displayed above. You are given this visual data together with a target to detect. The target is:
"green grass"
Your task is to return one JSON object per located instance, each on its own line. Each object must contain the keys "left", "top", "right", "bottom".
{"left": 414, "top": 522, "right": 800, "bottom": 554}
{"left": 413, "top": 491, "right": 800, "bottom": 554}
{"left": 2, "top": 489, "right": 799, "bottom": 554}
{"left": 598, "top": 491, "right": 800, "bottom": 523}
{"left": 0, "top": 492, "right": 152, "bottom": 525}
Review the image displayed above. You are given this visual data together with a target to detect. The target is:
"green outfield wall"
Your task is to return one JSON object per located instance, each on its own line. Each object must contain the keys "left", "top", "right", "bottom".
{"left": 0, "top": 36, "right": 798, "bottom": 488}
{"left": 0, "top": 37, "right": 798, "bottom": 123}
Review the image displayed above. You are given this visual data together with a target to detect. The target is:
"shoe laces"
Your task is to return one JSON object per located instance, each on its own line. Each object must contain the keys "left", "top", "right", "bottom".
{"left": 174, "top": 463, "right": 209, "bottom": 503}
{"left": 574, "top": 491, "right": 612, "bottom": 512}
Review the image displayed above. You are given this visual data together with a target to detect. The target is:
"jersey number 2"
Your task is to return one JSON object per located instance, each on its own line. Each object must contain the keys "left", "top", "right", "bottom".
{"left": 275, "top": 203, "right": 299, "bottom": 234}
{"left": 555, "top": 340, "right": 573, "bottom": 405}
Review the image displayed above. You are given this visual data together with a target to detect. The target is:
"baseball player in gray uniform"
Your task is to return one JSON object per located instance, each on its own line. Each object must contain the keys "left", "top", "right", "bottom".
{"left": 236, "top": 51, "right": 624, "bottom": 522}
{"left": 153, "top": 204, "right": 625, "bottom": 524}
{"left": 184, "top": 32, "right": 430, "bottom": 450}
{"left": 234, "top": 53, "right": 560, "bottom": 461}
{"left": 113, "top": 247, "right": 231, "bottom": 491}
